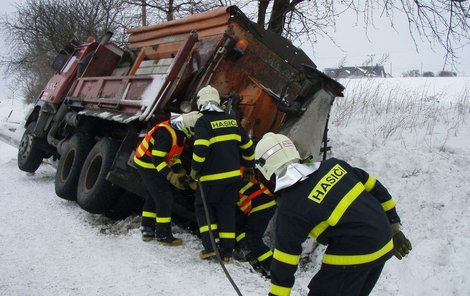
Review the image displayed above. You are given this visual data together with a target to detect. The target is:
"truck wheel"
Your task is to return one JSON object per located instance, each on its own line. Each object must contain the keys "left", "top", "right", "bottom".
{"left": 77, "top": 137, "right": 122, "bottom": 214}
{"left": 55, "top": 133, "right": 94, "bottom": 201}
{"left": 17, "top": 121, "right": 46, "bottom": 173}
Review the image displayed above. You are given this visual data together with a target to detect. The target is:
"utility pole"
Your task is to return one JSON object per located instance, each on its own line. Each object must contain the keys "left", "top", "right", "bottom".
{"left": 141, "top": 0, "right": 147, "bottom": 26}
{"left": 367, "top": 54, "right": 375, "bottom": 66}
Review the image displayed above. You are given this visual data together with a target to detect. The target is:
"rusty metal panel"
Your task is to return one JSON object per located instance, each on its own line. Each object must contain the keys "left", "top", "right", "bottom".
{"left": 127, "top": 6, "right": 231, "bottom": 49}
{"left": 81, "top": 44, "right": 122, "bottom": 77}
{"left": 68, "top": 76, "right": 154, "bottom": 114}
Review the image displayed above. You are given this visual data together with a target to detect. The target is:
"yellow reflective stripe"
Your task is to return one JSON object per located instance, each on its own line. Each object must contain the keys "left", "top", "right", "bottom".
{"left": 310, "top": 182, "right": 364, "bottom": 238}
{"left": 199, "top": 224, "right": 218, "bottom": 233}
{"left": 240, "top": 204, "right": 251, "bottom": 212}
{"left": 382, "top": 199, "right": 396, "bottom": 211}
{"left": 219, "top": 232, "right": 235, "bottom": 239}
{"left": 142, "top": 211, "right": 157, "bottom": 218}
{"left": 273, "top": 249, "right": 300, "bottom": 266}
{"left": 269, "top": 283, "right": 291, "bottom": 296}
{"left": 242, "top": 153, "right": 255, "bottom": 161}
{"left": 156, "top": 217, "right": 171, "bottom": 223}
{"left": 239, "top": 182, "right": 254, "bottom": 194}
{"left": 257, "top": 250, "right": 273, "bottom": 263}
{"left": 250, "top": 200, "right": 276, "bottom": 215}
{"left": 194, "top": 139, "right": 210, "bottom": 146}
{"left": 156, "top": 162, "right": 168, "bottom": 172}
{"left": 210, "top": 134, "right": 241, "bottom": 144}
{"left": 192, "top": 153, "right": 205, "bottom": 163}
{"left": 136, "top": 146, "right": 146, "bottom": 157}
{"left": 261, "top": 185, "right": 272, "bottom": 195}
{"left": 236, "top": 232, "right": 246, "bottom": 242}
{"left": 364, "top": 176, "right": 376, "bottom": 192}
{"left": 134, "top": 156, "right": 156, "bottom": 169}
{"left": 200, "top": 169, "right": 241, "bottom": 182}
{"left": 323, "top": 239, "right": 393, "bottom": 265}
{"left": 152, "top": 149, "right": 168, "bottom": 157}
{"left": 240, "top": 139, "right": 253, "bottom": 149}
{"left": 164, "top": 123, "right": 177, "bottom": 144}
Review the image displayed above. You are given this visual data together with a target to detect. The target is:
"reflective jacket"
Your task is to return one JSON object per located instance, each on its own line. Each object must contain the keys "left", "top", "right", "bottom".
{"left": 238, "top": 180, "right": 276, "bottom": 215}
{"left": 269, "top": 158, "right": 400, "bottom": 296}
{"left": 134, "top": 121, "right": 185, "bottom": 176}
{"left": 191, "top": 111, "right": 254, "bottom": 185}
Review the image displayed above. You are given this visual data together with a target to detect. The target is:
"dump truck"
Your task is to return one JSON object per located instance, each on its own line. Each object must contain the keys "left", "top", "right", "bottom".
{"left": 17, "top": 6, "right": 344, "bottom": 222}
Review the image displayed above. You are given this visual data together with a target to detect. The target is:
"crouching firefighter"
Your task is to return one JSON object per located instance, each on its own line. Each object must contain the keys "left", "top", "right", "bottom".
{"left": 134, "top": 111, "right": 201, "bottom": 246}
{"left": 255, "top": 132, "right": 412, "bottom": 296}
{"left": 235, "top": 166, "right": 277, "bottom": 278}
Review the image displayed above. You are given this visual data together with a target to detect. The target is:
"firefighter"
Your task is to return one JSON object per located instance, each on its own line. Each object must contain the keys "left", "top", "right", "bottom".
{"left": 134, "top": 111, "right": 201, "bottom": 246}
{"left": 254, "top": 132, "right": 412, "bottom": 296}
{"left": 235, "top": 167, "right": 277, "bottom": 277}
{"left": 190, "top": 85, "right": 255, "bottom": 263}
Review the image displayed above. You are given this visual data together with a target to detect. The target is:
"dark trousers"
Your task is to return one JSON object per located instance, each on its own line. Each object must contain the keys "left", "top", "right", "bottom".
{"left": 308, "top": 262, "right": 385, "bottom": 296}
{"left": 195, "top": 181, "right": 239, "bottom": 257}
{"left": 236, "top": 206, "right": 275, "bottom": 267}
{"left": 137, "top": 167, "right": 173, "bottom": 236}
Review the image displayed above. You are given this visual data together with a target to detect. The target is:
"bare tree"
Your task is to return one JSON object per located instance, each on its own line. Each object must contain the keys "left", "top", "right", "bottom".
{"left": 123, "top": 0, "right": 219, "bottom": 23}
{"left": 238, "top": 1, "right": 469, "bottom": 68}
{"left": 0, "top": 0, "right": 137, "bottom": 102}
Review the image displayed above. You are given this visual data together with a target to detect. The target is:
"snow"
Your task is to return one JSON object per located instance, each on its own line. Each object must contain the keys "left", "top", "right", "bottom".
{"left": 1, "top": 77, "right": 470, "bottom": 295}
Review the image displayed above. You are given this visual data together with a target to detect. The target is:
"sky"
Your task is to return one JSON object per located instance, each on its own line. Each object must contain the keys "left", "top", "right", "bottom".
{"left": 306, "top": 13, "right": 470, "bottom": 77}
{"left": 1, "top": 76, "right": 470, "bottom": 295}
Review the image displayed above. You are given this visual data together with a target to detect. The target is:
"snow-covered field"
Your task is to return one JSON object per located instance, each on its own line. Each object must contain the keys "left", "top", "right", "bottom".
{"left": 1, "top": 77, "right": 469, "bottom": 295}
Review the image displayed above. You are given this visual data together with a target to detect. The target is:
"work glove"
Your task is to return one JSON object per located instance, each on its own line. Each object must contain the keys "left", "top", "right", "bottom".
{"left": 242, "top": 167, "right": 255, "bottom": 182}
{"left": 190, "top": 169, "right": 200, "bottom": 181}
{"left": 391, "top": 222, "right": 412, "bottom": 260}
{"left": 174, "top": 166, "right": 186, "bottom": 175}
{"left": 188, "top": 179, "right": 198, "bottom": 191}
{"left": 166, "top": 171, "right": 188, "bottom": 191}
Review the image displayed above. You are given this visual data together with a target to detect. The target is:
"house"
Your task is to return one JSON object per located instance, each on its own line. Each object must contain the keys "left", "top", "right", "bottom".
{"left": 324, "top": 65, "right": 387, "bottom": 78}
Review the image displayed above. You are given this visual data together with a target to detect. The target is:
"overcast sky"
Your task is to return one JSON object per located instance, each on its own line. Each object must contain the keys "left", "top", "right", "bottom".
{"left": 0, "top": 0, "right": 469, "bottom": 84}
{"left": 305, "top": 10, "right": 470, "bottom": 77}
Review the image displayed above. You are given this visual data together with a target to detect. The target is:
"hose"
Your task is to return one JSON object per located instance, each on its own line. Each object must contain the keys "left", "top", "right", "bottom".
{"left": 196, "top": 180, "right": 243, "bottom": 296}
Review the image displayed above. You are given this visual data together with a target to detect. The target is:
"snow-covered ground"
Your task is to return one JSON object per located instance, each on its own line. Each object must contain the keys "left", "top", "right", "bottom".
{"left": 0, "top": 77, "right": 469, "bottom": 295}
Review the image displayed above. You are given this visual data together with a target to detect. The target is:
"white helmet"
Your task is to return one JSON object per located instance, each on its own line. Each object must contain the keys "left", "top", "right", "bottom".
{"left": 196, "top": 85, "right": 220, "bottom": 110}
{"left": 255, "top": 132, "right": 301, "bottom": 180}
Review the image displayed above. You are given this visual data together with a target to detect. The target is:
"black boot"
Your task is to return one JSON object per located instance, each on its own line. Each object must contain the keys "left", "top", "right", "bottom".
{"left": 156, "top": 223, "right": 182, "bottom": 246}
{"left": 140, "top": 226, "right": 155, "bottom": 241}
{"left": 251, "top": 260, "right": 271, "bottom": 278}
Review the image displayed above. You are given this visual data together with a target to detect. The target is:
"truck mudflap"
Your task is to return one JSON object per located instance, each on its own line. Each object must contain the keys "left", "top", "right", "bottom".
{"left": 280, "top": 88, "right": 334, "bottom": 162}
{"left": 280, "top": 65, "right": 344, "bottom": 161}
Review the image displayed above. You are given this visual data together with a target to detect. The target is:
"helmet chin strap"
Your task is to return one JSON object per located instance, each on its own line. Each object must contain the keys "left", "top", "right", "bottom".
{"left": 199, "top": 102, "right": 224, "bottom": 112}
{"left": 274, "top": 162, "right": 321, "bottom": 192}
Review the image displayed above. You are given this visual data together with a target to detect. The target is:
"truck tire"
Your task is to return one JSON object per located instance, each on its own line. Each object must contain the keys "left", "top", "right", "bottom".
{"left": 55, "top": 133, "right": 94, "bottom": 201}
{"left": 76, "top": 137, "right": 122, "bottom": 214}
{"left": 17, "top": 121, "right": 46, "bottom": 173}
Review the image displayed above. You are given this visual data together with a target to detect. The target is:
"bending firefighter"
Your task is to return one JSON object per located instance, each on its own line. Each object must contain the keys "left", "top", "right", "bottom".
{"left": 190, "top": 85, "right": 255, "bottom": 263}
{"left": 235, "top": 168, "right": 276, "bottom": 277}
{"left": 254, "top": 132, "right": 412, "bottom": 296}
{"left": 134, "top": 111, "right": 201, "bottom": 246}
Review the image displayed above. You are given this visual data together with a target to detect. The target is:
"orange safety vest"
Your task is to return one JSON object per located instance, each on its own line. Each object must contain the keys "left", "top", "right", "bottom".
{"left": 238, "top": 180, "right": 274, "bottom": 214}
{"left": 135, "top": 121, "right": 184, "bottom": 166}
